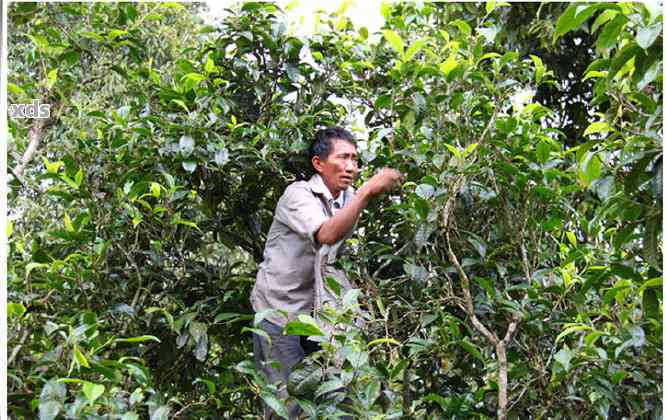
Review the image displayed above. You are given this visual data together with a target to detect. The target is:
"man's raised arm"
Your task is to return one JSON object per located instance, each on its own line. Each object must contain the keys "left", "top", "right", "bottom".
{"left": 316, "top": 168, "right": 403, "bottom": 245}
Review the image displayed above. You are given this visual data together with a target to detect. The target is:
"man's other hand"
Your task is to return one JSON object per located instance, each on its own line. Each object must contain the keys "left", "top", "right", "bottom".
{"left": 364, "top": 168, "right": 404, "bottom": 196}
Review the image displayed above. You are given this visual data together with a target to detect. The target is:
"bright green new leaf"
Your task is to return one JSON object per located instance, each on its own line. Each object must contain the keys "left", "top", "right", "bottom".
{"left": 204, "top": 56, "right": 215, "bottom": 74}
{"left": 63, "top": 212, "right": 75, "bottom": 232}
{"left": 171, "top": 99, "right": 189, "bottom": 112}
{"left": 74, "top": 345, "right": 90, "bottom": 369}
{"left": 8, "top": 302, "right": 27, "bottom": 319}
{"left": 530, "top": 54, "right": 545, "bottom": 83}
{"left": 439, "top": 55, "right": 458, "bottom": 77}
{"left": 82, "top": 382, "right": 104, "bottom": 403}
{"left": 46, "top": 69, "right": 58, "bottom": 90}
{"left": 107, "top": 29, "right": 127, "bottom": 41}
{"left": 555, "top": 324, "right": 593, "bottom": 344}
{"left": 583, "top": 121, "right": 610, "bottom": 136}
{"left": 404, "top": 38, "right": 428, "bottom": 61}
{"left": 284, "top": 320, "right": 325, "bottom": 337}
{"left": 368, "top": 337, "right": 400, "bottom": 347}
{"left": 383, "top": 30, "right": 404, "bottom": 56}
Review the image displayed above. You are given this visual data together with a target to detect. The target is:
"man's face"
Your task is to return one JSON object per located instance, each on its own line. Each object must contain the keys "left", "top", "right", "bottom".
{"left": 313, "top": 139, "right": 359, "bottom": 198}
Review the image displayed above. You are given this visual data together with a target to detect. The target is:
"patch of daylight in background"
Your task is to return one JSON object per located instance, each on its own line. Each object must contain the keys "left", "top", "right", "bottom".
{"left": 203, "top": 0, "right": 386, "bottom": 151}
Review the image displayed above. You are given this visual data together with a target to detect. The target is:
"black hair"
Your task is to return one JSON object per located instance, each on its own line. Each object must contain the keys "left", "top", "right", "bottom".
{"left": 309, "top": 126, "right": 357, "bottom": 165}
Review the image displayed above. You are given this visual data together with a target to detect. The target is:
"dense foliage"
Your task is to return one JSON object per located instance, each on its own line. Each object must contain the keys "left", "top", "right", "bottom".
{"left": 8, "top": 2, "right": 662, "bottom": 419}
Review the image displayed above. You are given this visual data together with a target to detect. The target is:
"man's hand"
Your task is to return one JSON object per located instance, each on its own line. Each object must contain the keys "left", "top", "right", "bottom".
{"left": 316, "top": 167, "right": 403, "bottom": 245}
{"left": 363, "top": 168, "right": 404, "bottom": 197}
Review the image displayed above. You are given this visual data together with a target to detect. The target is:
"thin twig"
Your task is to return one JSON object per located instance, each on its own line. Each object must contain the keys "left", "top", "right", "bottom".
{"left": 8, "top": 329, "right": 30, "bottom": 366}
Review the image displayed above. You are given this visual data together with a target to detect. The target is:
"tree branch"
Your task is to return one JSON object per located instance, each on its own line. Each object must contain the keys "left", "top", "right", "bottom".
{"left": 13, "top": 117, "right": 48, "bottom": 179}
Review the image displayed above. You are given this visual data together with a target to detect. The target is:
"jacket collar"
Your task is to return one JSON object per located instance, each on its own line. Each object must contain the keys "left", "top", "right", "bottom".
{"left": 308, "top": 173, "right": 355, "bottom": 204}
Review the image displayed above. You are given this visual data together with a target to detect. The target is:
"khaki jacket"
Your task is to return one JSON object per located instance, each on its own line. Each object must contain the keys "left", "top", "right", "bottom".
{"left": 250, "top": 174, "right": 355, "bottom": 327}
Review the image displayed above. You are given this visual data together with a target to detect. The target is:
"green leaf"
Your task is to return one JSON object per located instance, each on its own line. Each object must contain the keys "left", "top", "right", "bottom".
{"left": 107, "top": 29, "right": 127, "bottom": 41}
{"left": 368, "top": 337, "right": 401, "bottom": 347}
{"left": 639, "top": 277, "right": 663, "bottom": 293}
{"left": 46, "top": 69, "right": 58, "bottom": 90}
{"left": 284, "top": 320, "right": 325, "bottom": 337}
{"left": 8, "top": 302, "right": 27, "bottom": 319}
{"left": 566, "top": 231, "right": 577, "bottom": 246}
{"left": 555, "top": 4, "right": 617, "bottom": 39}
{"left": 591, "top": 10, "right": 618, "bottom": 33}
{"left": 536, "top": 141, "right": 551, "bottom": 164}
{"left": 193, "top": 378, "right": 216, "bottom": 394}
{"left": 63, "top": 212, "right": 75, "bottom": 232}
{"left": 182, "top": 161, "right": 197, "bottom": 173}
{"left": 8, "top": 82, "right": 26, "bottom": 98}
{"left": 171, "top": 99, "right": 189, "bottom": 113}
{"left": 608, "top": 42, "right": 641, "bottom": 80}
{"left": 364, "top": 380, "right": 381, "bottom": 408}
{"left": 554, "top": 346, "right": 574, "bottom": 372}
{"left": 404, "top": 262, "right": 428, "bottom": 282}
{"left": 181, "top": 73, "right": 205, "bottom": 91}
{"left": 423, "top": 393, "right": 448, "bottom": 410}
{"left": 404, "top": 38, "right": 428, "bottom": 61}
{"left": 643, "top": 288, "right": 659, "bottom": 320}
{"left": 342, "top": 288, "right": 361, "bottom": 308}
{"left": 578, "top": 152, "right": 602, "bottom": 187}
{"left": 462, "top": 143, "right": 478, "bottom": 157}
{"left": 451, "top": 19, "right": 472, "bottom": 36}
{"left": 414, "top": 198, "right": 430, "bottom": 220}
{"left": 26, "top": 262, "right": 48, "bottom": 278}
{"left": 74, "top": 168, "right": 84, "bottom": 187}
{"left": 288, "top": 363, "right": 323, "bottom": 397}
{"left": 643, "top": 214, "right": 662, "bottom": 269}
{"left": 82, "top": 382, "right": 104, "bottom": 403}
{"left": 444, "top": 143, "right": 462, "bottom": 158}
{"left": 114, "top": 335, "right": 161, "bottom": 344}
{"left": 150, "top": 405, "right": 170, "bottom": 420}
{"left": 315, "top": 379, "right": 344, "bottom": 398}
{"left": 260, "top": 392, "right": 289, "bottom": 419}
{"left": 375, "top": 95, "right": 391, "bottom": 109}
{"left": 383, "top": 30, "right": 404, "bottom": 56}
{"left": 596, "top": 15, "right": 627, "bottom": 51}
{"left": 178, "top": 135, "right": 195, "bottom": 155}
{"left": 204, "top": 56, "right": 215, "bottom": 74}
{"left": 325, "top": 276, "right": 342, "bottom": 297}
{"left": 74, "top": 345, "right": 90, "bottom": 369}
{"left": 555, "top": 324, "right": 593, "bottom": 344}
{"left": 459, "top": 340, "right": 484, "bottom": 362}
{"left": 530, "top": 54, "right": 545, "bottom": 83}
{"left": 415, "top": 184, "right": 435, "bottom": 200}
{"left": 214, "top": 312, "right": 252, "bottom": 323}
{"left": 160, "top": 2, "right": 186, "bottom": 10}
{"left": 637, "top": 23, "right": 662, "bottom": 49}
{"left": 582, "top": 70, "right": 608, "bottom": 81}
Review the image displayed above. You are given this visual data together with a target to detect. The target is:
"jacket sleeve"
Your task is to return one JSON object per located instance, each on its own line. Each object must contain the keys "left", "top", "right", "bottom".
{"left": 274, "top": 184, "right": 328, "bottom": 246}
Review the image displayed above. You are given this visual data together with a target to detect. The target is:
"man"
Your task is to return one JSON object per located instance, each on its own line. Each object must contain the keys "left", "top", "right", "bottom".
{"left": 250, "top": 127, "right": 402, "bottom": 418}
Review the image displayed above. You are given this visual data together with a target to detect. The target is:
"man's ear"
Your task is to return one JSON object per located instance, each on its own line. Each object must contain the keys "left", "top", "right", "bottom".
{"left": 312, "top": 155, "right": 323, "bottom": 173}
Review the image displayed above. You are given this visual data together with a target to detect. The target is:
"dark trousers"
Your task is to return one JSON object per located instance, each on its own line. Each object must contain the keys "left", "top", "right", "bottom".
{"left": 253, "top": 319, "right": 320, "bottom": 419}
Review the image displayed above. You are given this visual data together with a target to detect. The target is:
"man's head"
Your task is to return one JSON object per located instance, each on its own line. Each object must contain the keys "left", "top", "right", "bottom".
{"left": 310, "top": 127, "right": 359, "bottom": 198}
